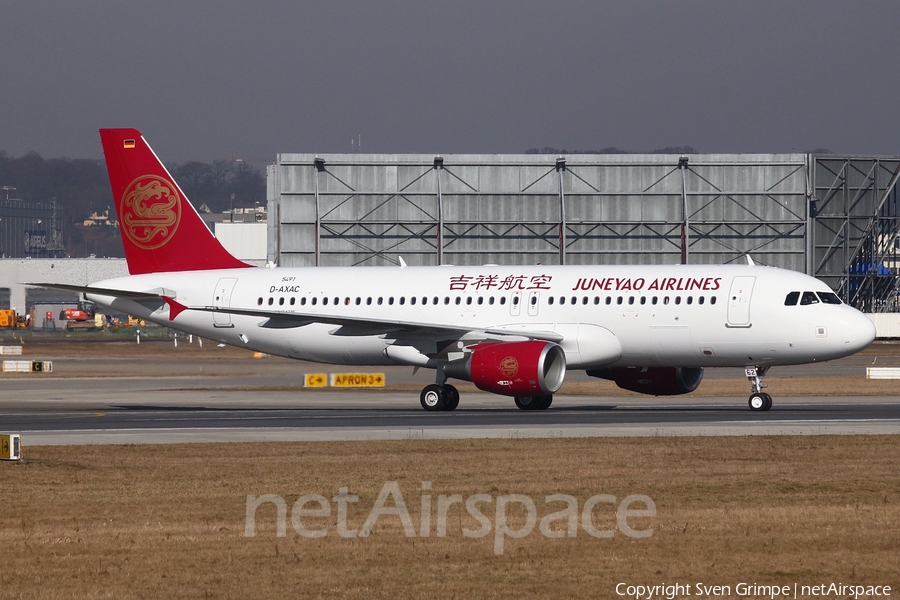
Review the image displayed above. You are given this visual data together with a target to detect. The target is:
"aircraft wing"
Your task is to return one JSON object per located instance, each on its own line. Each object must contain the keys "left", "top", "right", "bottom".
{"left": 189, "top": 303, "right": 564, "bottom": 343}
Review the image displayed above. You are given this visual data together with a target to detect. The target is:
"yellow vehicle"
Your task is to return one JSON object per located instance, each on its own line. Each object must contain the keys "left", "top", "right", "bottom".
{"left": 0, "top": 309, "right": 28, "bottom": 328}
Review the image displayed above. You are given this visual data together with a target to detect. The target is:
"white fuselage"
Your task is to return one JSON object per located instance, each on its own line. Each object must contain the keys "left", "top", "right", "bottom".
{"left": 85, "top": 263, "right": 876, "bottom": 373}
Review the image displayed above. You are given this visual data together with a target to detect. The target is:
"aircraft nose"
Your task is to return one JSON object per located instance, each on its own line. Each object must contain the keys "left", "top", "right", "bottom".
{"left": 844, "top": 309, "right": 876, "bottom": 353}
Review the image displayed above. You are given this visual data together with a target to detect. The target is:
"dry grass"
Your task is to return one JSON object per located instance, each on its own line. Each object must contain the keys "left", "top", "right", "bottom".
{"left": 1, "top": 437, "right": 898, "bottom": 598}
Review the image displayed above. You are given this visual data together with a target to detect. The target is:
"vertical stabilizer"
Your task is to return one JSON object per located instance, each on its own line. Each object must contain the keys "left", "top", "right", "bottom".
{"left": 99, "top": 128, "right": 252, "bottom": 275}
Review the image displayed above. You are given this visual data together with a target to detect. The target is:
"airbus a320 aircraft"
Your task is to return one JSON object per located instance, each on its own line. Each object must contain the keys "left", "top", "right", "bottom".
{"left": 35, "top": 129, "right": 876, "bottom": 412}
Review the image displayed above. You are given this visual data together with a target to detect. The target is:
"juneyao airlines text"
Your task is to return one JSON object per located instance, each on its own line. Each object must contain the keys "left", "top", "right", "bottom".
{"left": 572, "top": 276, "right": 722, "bottom": 292}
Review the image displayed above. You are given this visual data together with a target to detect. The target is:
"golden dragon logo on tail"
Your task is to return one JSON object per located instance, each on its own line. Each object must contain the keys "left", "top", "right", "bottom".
{"left": 119, "top": 175, "right": 182, "bottom": 249}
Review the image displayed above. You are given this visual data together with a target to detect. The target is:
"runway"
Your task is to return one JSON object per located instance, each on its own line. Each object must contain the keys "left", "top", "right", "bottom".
{"left": 3, "top": 385, "right": 899, "bottom": 445}
{"left": 3, "top": 342, "right": 899, "bottom": 444}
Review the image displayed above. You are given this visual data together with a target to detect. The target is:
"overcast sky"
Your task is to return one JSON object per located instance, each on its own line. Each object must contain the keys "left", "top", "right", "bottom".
{"left": 1, "top": 1, "right": 898, "bottom": 164}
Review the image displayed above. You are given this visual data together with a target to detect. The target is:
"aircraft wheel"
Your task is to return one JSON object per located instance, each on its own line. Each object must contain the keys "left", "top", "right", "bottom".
{"left": 515, "top": 395, "right": 551, "bottom": 410}
{"left": 748, "top": 393, "right": 767, "bottom": 411}
{"left": 443, "top": 385, "right": 460, "bottom": 411}
{"left": 514, "top": 396, "right": 537, "bottom": 410}
{"left": 420, "top": 384, "right": 446, "bottom": 411}
{"left": 761, "top": 393, "right": 773, "bottom": 411}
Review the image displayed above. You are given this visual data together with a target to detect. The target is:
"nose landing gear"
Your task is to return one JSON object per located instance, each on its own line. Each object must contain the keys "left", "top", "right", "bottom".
{"left": 745, "top": 365, "right": 772, "bottom": 411}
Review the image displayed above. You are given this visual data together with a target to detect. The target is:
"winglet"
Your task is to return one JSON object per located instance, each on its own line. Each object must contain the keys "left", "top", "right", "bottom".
{"left": 162, "top": 296, "right": 188, "bottom": 321}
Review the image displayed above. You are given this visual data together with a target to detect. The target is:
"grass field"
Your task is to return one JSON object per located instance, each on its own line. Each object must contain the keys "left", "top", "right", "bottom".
{"left": 2, "top": 436, "right": 898, "bottom": 598}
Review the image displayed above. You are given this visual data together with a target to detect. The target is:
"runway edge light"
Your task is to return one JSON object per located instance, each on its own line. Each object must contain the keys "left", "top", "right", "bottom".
{"left": 1, "top": 434, "right": 21, "bottom": 461}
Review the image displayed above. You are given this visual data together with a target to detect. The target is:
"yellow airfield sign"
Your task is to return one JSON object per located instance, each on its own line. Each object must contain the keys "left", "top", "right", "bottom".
{"left": 329, "top": 373, "right": 385, "bottom": 387}
{"left": 303, "top": 373, "right": 328, "bottom": 387}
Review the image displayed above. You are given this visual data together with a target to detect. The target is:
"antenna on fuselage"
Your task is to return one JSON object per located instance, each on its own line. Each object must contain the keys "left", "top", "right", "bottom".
{"left": 745, "top": 254, "right": 756, "bottom": 266}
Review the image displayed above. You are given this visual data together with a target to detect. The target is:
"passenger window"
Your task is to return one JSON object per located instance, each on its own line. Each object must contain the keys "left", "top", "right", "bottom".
{"left": 301, "top": 297, "right": 307, "bottom": 306}
{"left": 377, "top": 297, "right": 383, "bottom": 305}
{"left": 455, "top": 297, "right": 461, "bottom": 305}
{"left": 800, "top": 291, "right": 819, "bottom": 305}
{"left": 663, "top": 297, "right": 670, "bottom": 305}
{"left": 698, "top": 296, "right": 704, "bottom": 305}
{"left": 500, "top": 297, "right": 506, "bottom": 305}
{"left": 571, "top": 296, "right": 577, "bottom": 305}
{"left": 268, "top": 297, "right": 274, "bottom": 306}
{"left": 593, "top": 297, "right": 600, "bottom": 305}
{"left": 366, "top": 297, "right": 372, "bottom": 305}
{"left": 477, "top": 297, "right": 483, "bottom": 305}
{"left": 784, "top": 291, "right": 800, "bottom": 306}
{"left": 257, "top": 297, "right": 263, "bottom": 306}
{"left": 399, "top": 297, "right": 405, "bottom": 305}
{"left": 628, "top": 297, "right": 634, "bottom": 305}
{"left": 616, "top": 296, "right": 623, "bottom": 305}
{"left": 652, "top": 296, "right": 658, "bottom": 305}
{"left": 710, "top": 297, "right": 717, "bottom": 305}
{"left": 489, "top": 297, "right": 495, "bottom": 305}
{"left": 674, "top": 297, "right": 681, "bottom": 305}
{"left": 290, "top": 297, "right": 296, "bottom": 306}
{"left": 322, "top": 297, "right": 328, "bottom": 306}
{"left": 605, "top": 297, "right": 612, "bottom": 305}
{"left": 640, "top": 297, "right": 646, "bottom": 305}
{"left": 311, "top": 297, "right": 317, "bottom": 306}
{"left": 355, "top": 297, "right": 361, "bottom": 305}
{"left": 410, "top": 297, "right": 416, "bottom": 305}
{"left": 512, "top": 296, "right": 519, "bottom": 306}
{"left": 466, "top": 297, "right": 473, "bottom": 305}
{"left": 560, "top": 297, "right": 566, "bottom": 305}
{"left": 279, "top": 297, "right": 285, "bottom": 306}
{"left": 686, "top": 296, "right": 693, "bottom": 305}
{"left": 548, "top": 296, "right": 555, "bottom": 305}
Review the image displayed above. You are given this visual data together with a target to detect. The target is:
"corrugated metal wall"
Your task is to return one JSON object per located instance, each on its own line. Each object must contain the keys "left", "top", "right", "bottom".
{"left": 268, "top": 153, "right": 809, "bottom": 271}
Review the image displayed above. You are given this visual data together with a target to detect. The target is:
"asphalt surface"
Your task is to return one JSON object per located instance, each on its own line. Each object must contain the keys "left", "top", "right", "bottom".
{"left": 2, "top": 343, "right": 899, "bottom": 444}
{"left": 2, "top": 386, "right": 899, "bottom": 445}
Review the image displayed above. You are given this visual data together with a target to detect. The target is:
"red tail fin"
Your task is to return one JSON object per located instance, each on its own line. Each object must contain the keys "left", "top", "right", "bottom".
{"left": 99, "top": 128, "right": 252, "bottom": 275}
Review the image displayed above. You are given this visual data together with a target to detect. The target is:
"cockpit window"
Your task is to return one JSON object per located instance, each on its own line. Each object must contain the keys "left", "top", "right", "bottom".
{"left": 818, "top": 291, "right": 842, "bottom": 305}
{"left": 784, "top": 291, "right": 800, "bottom": 306}
{"left": 800, "top": 291, "right": 819, "bottom": 305}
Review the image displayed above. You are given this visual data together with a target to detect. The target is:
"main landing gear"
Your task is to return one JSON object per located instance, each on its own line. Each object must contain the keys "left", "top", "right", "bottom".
{"left": 420, "top": 384, "right": 460, "bottom": 412}
{"left": 745, "top": 365, "right": 772, "bottom": 411}
{"left": 514, "top": 395, "right": 553, "bottom": 411}
{"left": 418, "top": 382, "right": 552, "bottom": 411}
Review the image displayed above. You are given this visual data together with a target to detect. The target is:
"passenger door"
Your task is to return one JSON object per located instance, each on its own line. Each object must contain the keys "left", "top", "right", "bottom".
{"left": 212, "top": 277, "right": 238, "bottom": 327}
{"left": 726, "top": 276, "right": 755, "bottom": 327}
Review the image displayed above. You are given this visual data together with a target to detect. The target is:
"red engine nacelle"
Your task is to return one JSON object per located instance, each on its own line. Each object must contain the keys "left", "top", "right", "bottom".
{"left": 445, "top": 340, "right": 567, "bottom": 397}
{"left": 587, "top": 366, "right": 704, "bottom": 396}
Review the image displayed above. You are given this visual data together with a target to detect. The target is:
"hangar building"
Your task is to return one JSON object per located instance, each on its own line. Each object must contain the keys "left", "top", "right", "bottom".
{"left": 267, "top": 152, "right": 900, "bottom": 313}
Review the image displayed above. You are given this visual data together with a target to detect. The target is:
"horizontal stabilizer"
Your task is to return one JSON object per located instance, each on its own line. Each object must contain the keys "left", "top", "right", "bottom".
{"left": 24, "top": 282, "right": 174, "bottom": 300}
